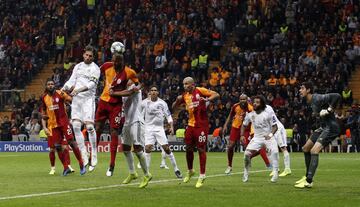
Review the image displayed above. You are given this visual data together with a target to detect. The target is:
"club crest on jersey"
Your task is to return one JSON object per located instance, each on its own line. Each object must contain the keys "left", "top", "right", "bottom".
{"left": 195, "top": 94, "right": 200, "bottom": 100}
{"left": 55, "top": 98, "right": 59, "bottom": 103}
{"left": 116, "top": 79, "right": 122, "bottom": 84}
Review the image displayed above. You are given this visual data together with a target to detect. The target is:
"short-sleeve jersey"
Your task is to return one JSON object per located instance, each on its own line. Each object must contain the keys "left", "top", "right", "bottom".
{"left": 105, "top": 64, "right": 138, "bottom": 104}
{"left": 41, "top": 90, "right": 71, "bottom": 129}
{"left": 180, "top": 87, "right": 213, "bottom": 128}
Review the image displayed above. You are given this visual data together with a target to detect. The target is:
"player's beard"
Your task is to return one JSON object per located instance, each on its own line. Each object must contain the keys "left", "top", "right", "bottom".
{"left": 240, "top": 102, "right": 247, "bottom": 109}
{"left": 46, "top": 87, "right": 55, "bottom": 94}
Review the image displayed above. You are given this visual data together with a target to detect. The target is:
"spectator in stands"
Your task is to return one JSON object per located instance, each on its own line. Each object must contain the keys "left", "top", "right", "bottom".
{"left": 0, "top": 116, "right": 12, "bottom": 141}
{"left": 342, "top": 86, "right": 353, "bottom": 106}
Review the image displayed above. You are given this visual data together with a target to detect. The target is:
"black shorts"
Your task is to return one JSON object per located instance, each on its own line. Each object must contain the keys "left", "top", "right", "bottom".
{"left": 310, "top": 122, "right": 340, "bottom": 147}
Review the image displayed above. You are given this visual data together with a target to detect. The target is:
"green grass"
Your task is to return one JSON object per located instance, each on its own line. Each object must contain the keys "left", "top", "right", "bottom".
{"left": 0, "top": 152, "right": 359, "bottom": 207}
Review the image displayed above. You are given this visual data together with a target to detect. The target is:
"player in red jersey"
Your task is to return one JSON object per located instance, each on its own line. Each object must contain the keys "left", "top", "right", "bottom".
{"left": 41, "top": 79, "right": 85, "bottom": 176}
{"left": 223, "top": 94, "right": 270, "bottom": 174}
{"left": 172, "top": 77, "right": 219, "bottom": 188}
{"left": 95, "top": 53, "right": 140, "bottom": 176}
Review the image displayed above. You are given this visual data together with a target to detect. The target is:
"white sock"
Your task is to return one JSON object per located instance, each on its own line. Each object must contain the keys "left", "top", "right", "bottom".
{"left": 145, "top": 152, "right": 151, "bottom": 170}
{"left": 199, "top": 173, "right": 206, "bottom": 178}
{"left": 283, "top": 150, "right": 290, "bottom": 170}
{"left": 160, "top": 148, "right": 167, "bottom": 166}
{"left": 124, "top": 151, "right": 135, "bottom": 174}
{"left": 88, "top": 130, "right": 97, "bottom": 166}
{"left": 72, "top": 122, "right": 88, "bottom": 164}
{"left": 136, "top": 151, "right": 149, "bottom": 176}
{"left": 271, "top": 152, "right": 279, "bottom": 176}
{"left": 244, "top": 154, "right": 251, "bottom": 175}
{"left": 166, "top": 152, "right": 179, "bottom": 171}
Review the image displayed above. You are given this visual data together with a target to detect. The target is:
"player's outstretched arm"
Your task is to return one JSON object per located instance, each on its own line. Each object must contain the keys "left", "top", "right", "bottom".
{"left": 324, "top": 93, "right": 342, "bottom": 112}
{"left": 110, "top": 88, "right": 136, "bottom": 97}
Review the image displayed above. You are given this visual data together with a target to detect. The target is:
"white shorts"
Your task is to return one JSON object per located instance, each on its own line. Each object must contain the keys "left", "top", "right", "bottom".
{"left": 71, "top": 96, "right": 96, "bottom": 123}
{"left": 121, "top": 122, "right": 144, "bottom": 146}
{"left": 144, "top": 128, "right": 168, "bottom": 146}
{"left": 246, "top": 136, "right": 279, "bottom": 153}
{"left": 275, "top": 127, "right": 287, "bottom": 148}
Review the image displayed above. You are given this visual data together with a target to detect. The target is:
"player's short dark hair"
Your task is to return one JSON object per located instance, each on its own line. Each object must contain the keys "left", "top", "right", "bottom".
{"left": 253, "top": 95, "right": 266, "bottom": 111}
{"left": 301, "top": 81, "right": 313, "bottom": 93}
{"left": 45, "top": 78, "right": 54, "bottom": 85}
{"left": 84, "top": 45, "right": 94, "bottom": 53}
{"left": 149, "top": 85, "right": 158, "bottom": 90}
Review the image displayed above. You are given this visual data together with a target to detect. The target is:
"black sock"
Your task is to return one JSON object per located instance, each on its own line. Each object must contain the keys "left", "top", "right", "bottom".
{"left": 304, "top": 152, "right": 311, "bottom": 177}
{"left": 306, "top": 154, "right": 319, "bottom": 183}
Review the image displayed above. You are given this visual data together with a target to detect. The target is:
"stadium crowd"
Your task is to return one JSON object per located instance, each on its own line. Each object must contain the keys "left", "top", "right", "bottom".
{"left": 0, "top": 0, "right": 359, "bottom": 152}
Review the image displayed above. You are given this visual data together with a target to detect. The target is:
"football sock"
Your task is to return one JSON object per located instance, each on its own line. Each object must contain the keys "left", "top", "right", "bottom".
{"left": 49, "top": 151, "right": 55, "bottom": 167}
{"left": 63, "top": 147, "right": 71, "bottom": 166}
{"left": 227, "top": 146, "right": 234, "bottom": 167}
{"left": 283, "top": 150, "right": 290, "bottom": 169}
{"left": 110, "top": 134, "right": 118, "bottom": 168}
{"left": 306, "top": 154, "right": 319, "bottom": 183}
{"left": 160, "top": 148, "right": 167, "bottom": 166}
{"left": 304, "top": 152, "right": 311, "bottom": 177}
{"left": 199, "top": 150, "right": 207, "bottom": 174}
{"left": 135, "top": 151, "right": 149, "bottom": 175}
{"left": 72, "top": 121, "right": 87, "bottom": 164}
{"left": 69, "top": 142, "right": 84, "bottom": 167}
{"left": 186, "top": 150, "right": 194, "bottom": 171}
{"left": 145, "top": 152, "right": 151, "bottom": 169}
{"left": 124, "top": 151, "right": 135, "bottom": 174}
{"left": 167, "top": 152, "right": 179, "bottom": 171}
{"left": 87, "top": 125, "right": 97, "bottom": 166}
{"left": 259, "top": 148, "right": 270, "bottom": 166}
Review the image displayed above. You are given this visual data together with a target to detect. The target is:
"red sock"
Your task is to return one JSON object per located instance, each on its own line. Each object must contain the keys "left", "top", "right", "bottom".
{"left": 49, "top": 151, "right": 55, "bottom": 167}
{"left": 259, "top": 148, "right": 270, "bottom": 166}
{"left": 110, "top": 134, "right": 118, "bottom": 167}
{"left": 227, "top": 147, "right": 234, "bottom": 167}
{"left": 63, "top": 147, "right": 71, "bottom": 166}
{"left": 250, "top": 150, "right": 260, "bottom": 158}
{"left": 69, "top": 142, "right": 84, "bottom": 167}
{"left": 57, "top": 150, "right": 69, "bottom": 170}
{"left": 199, "top": 150, "right": 207, "bottom": 174}
{"left": 186, "top": 150, "right": 194, "bottom": 170}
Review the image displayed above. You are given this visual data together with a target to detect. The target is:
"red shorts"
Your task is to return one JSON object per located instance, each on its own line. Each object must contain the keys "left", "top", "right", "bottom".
{"left": 185, "top": 126, "right": 209, "bottom": 149}
{"left": 48, "top": 125, "right": 74, "bottom": 148}
{"left": 95, "top": 99, "right": 123, "bottom": 129}
{"left": 229, "top": 127, "right": 250, "bottom": 144}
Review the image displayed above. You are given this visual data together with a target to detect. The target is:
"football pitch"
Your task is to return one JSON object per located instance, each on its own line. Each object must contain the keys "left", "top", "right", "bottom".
{"left": 0, "top": 152, "right": 359, "bottom": 207}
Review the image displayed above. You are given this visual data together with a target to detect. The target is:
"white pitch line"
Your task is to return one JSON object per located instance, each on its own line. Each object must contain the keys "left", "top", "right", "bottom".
{"left": 0, "top": 170, "right": 268, "bottom": 201}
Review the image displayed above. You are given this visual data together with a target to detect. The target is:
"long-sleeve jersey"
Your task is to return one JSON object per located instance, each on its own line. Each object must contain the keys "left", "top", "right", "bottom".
{"left": 63, "top": 62, "right": 100, "bottom": 98}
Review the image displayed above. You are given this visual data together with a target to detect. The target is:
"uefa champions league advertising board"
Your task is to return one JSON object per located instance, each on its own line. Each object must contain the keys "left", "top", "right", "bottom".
{"left": 0, "top": 141, "right": 187, "bottom": 152}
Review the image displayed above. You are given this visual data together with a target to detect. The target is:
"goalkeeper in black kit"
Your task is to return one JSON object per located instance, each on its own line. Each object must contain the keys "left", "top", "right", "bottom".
{"left": 295, "top": 82, "right": 341, "bottom": 189}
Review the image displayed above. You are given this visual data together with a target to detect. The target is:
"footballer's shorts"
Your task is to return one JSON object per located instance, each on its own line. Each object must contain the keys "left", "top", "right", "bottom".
{"left": 95, "top": 99, "right": 123, "bottom": 129}
{"left": 71, "top": 96, "right": 96, "bottom": 123}
{"left": 310, "top": 121, "right": 340, "bottom": 147}
{"left": 121, "top": 121, "right": 144, "bottom": 146}
{"left": 48, "top": 125, "right": 74, "bottom": 148}
{"left": 144, "top": 127, "right": 169, "bottom": 146}
{"left": 185, "top": 126, "right": 209, "bottom": 149}
{"left": 274, "top": 126, "right": 287, "bottom": 148}
{"left": 246, "top": 136, "right": 279, "bottom": 154}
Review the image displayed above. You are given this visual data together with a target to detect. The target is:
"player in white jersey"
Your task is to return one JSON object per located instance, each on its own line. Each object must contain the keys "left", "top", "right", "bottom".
{"left": 108, "top": 80, "right": 152, "bottom": 188}
{"left": 62, "top": 46, "right": 100, "bottom": 171}
{"left": 141, "top": 86, "right": 182, "bottom": 179}
{"left": 241, "top": 95, "right": 279, "bottom": 183}
{"left": 265, "top": 105, "right": 291, "bottom": 177}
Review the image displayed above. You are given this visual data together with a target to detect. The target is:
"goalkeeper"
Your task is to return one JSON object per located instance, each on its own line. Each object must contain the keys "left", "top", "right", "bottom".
{"left": 295, "top": 82, "right": 341, "bottom": 189}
